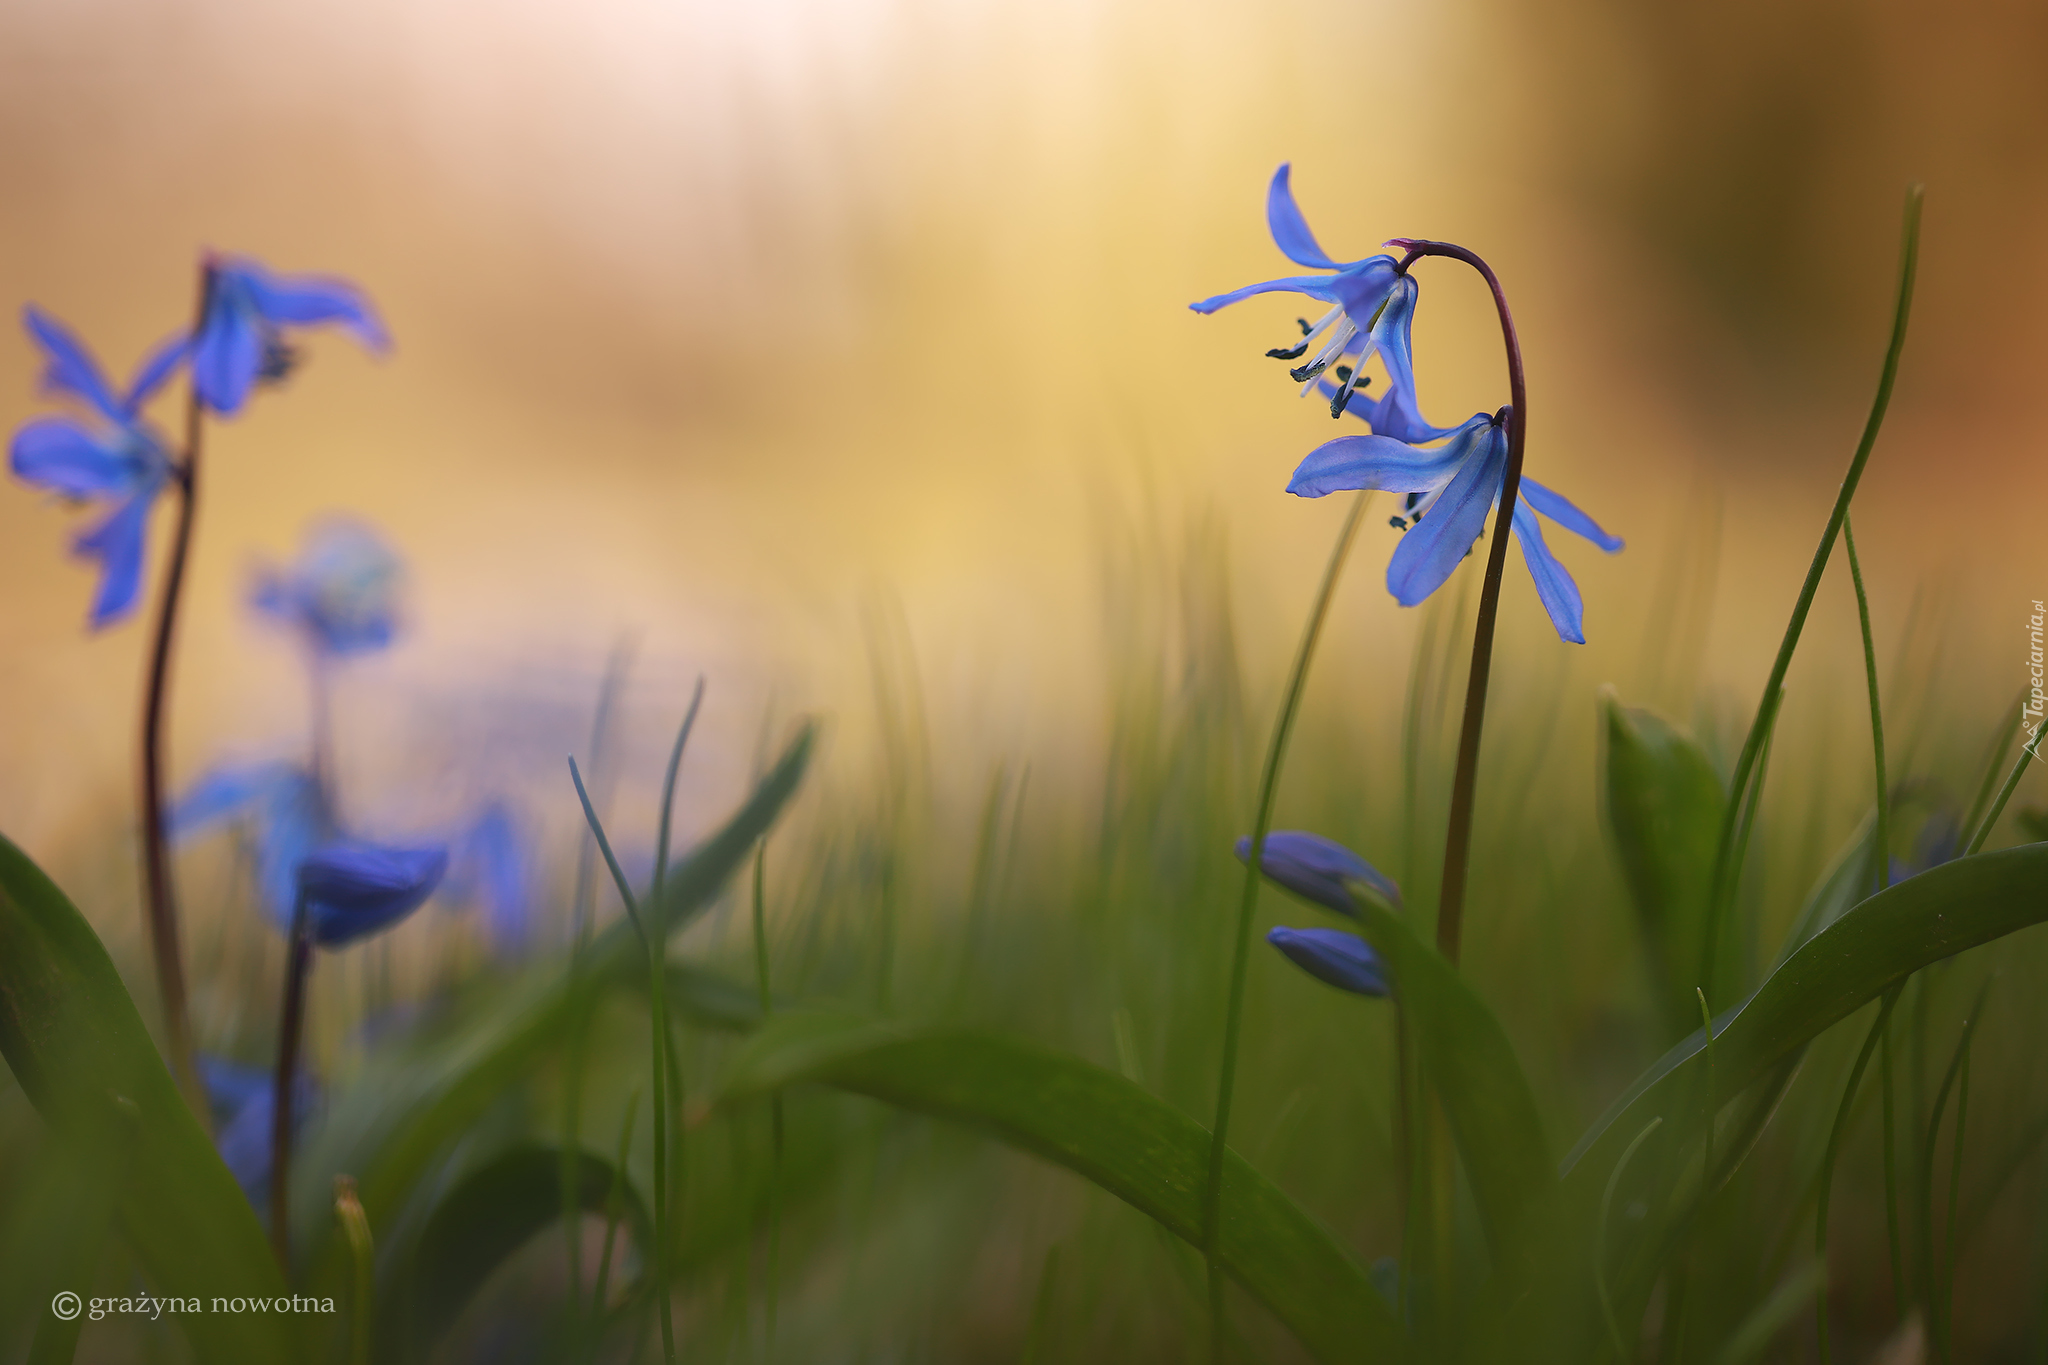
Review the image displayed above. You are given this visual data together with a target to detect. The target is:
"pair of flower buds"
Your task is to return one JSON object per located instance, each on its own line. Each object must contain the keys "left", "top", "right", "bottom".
{"left": 1236, "top": 830, "right": 1398, "bottom": 998}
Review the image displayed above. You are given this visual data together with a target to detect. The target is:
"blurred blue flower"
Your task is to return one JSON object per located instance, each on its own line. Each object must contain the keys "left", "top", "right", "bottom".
{"left": 1190, "top": 164, "right": 1426, "bottom": 421}
{"left": 444, "top": 800, "right": 535, "bottom": 949}
{"left": 198, "top": 1056, "right": 317, "bottom": 1207}
{"left": 1235, "top": 831, "right": 1402, "bottom": 917}
{"left": 251, "top": 518, "right": 404, "bottom": 658}
{"left": 7, "top": 307, "right": 187, "bottom": 626}
{"left": 1287, "top": 409, "right": 1623, "bottom": 643}
{"left": 298, "top": 840, "right": 448, "bottom": 947}
{"left": 193, "top": 255, "right": 387, "bottom": 416}
{"left": 1266, "top": 927, "right": 1390, "bottom": 997}
{"left": 171, "top": 761, "right": 330, "bottom": 927}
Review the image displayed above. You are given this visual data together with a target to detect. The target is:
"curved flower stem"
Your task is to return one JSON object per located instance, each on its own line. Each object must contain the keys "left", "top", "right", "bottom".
{"left": 140, "top": 266, "right": 218, "bottom": 1115}
{"left": 1203, "top": 489, "right": 1370, "bottom": 1362}
{"left": 1384, "top": 239, "right": 1526, "bottom": 965}
{"left": 1697, "top": 186, "right": 1923, "bottom": 1008}
{"left": 270, "top": 894, "right": 313, "bottom": 1270}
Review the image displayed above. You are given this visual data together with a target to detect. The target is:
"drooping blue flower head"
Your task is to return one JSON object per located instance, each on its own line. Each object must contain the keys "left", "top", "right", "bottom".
{"left": 1235, "top": 831, "right": 1402, "bottom": 917}
{"left": 1267, "top": 926, "right": 1390, "bottom": 997}
{"left": 1288, "top": 409, "right": 1624, "bottom": 643}
{"left": 192, "top": 254, "right": 387, "bottom": 416}
{"left": 171, "top": 761, "right": 332, "bottom": 927}
{"left": 250, "top": 517, "right": 404, "bottom": 658}
{"left": 8, "top": 307, "right": 187, "bottom": 626}
{"left": 298, "top": 840, "right": 448, "bottom": 948}
{"left": 1191, "top": 164, "right": 1428, "bottom": 422}
{"left": 199, "top": 1056, "right": 318, "bottom": 1208}
{"left": 445, "top": 800, "right": 534, "bottom": 949}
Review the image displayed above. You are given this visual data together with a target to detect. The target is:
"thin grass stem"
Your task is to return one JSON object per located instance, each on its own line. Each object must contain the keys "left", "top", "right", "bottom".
{"left": 754, "top": 841, "right": 784, "bottom": 1358}
{"left": 1203, "top": 489, "right": 1371, "bottom": 1362}
{"left": 1941, "top": 1038, "right": 1972, "bottom": 1361}
{"left": 1919, "top": 981, "right": 1992, "bottom": 1352}
{"left": 1844, "top": 513, "right": 1891, "bottom": 894}
{"left": 1599, "top": 1116, "right": 1665, "bottom": 1361}
{"left": 1965, "top": 717, "right": 2045, "bottom": 856}
{"left": 1699, "top": 187, "right": 1922, "bottom": 1007}
{"left": 591, "top": 1088, "right": 642, "bottom": 1322}
{"left": 568, "top": 756, "right": 674, "bottom": 1363}
{"left": 269, "top": 892, "right": 313, "bottom": 1271}
{"left": 1817, "top": 994, "right": 1898, "bottom": 1362}
{"left": 1881, "top": 988, "right": 1908, "bottom": 1321}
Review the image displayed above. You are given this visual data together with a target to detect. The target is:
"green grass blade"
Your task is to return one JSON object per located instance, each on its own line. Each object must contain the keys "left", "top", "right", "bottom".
{"left": 298, "top": 727, "right": 814, "bottom": 1285}
{"left": 719, "top": 1011, "right": 1411, "bottom": 1365}
{"left": 386, "top": 1142, "right": 651, "bottom": 1361}
{"left": 1599, "top": 692, "right": 1727, "bottom": 1038}
{"left": 0, "top": 832, "right": 300, "bottom": 1360}
{"left": 1350, "top": 888, "right": 1555, "bottom": 1263}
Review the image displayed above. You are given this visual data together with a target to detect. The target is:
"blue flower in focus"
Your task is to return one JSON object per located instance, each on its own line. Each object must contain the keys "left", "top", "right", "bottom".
{"left": 298, "top": 840, "right": 448, "bottom": 947}
{"left": 1235, "top": 830, "right": 1402, "bottom": 917}
{"left": 199, "top": 1056, "right": 317, "bottom": 1206}
{"left": 8, "top": 308, "right": 187, "bottom": 626}
{"left": 1266, "top": 927, "right": 1390, "bottom": 997}
{"left": 251, "top": 518, "right": 404, "bottom": 658}
{"left": 1190, "top": 164, "right": 1427, "bottom": 421}
{"left": 193, "top": 255, "right": 387, "bottom": 416}
{"left": 1288, "top": 409, "right": 1623, "bottom": 643}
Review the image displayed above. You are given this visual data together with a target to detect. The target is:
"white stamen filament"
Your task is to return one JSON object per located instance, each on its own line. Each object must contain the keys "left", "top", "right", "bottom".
{"left": 1295, "top": 320, "right": 1358, "bottom": 394}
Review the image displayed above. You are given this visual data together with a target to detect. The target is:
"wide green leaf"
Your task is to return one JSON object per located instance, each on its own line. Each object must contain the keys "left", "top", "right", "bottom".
{"left": 1481, "top": 842, "right": 2048, "bottom": 1361}
{"left": 382, "top": 1142, "right": 651, "bottom": 1360}
{"left": 1599, "top": 693, "right": 1728, "bottom": 1038}
{"left": 297, "top": 725, "right": 813, "bottom": 1285}
{"left": 1349, "top": 891, "right": 1555, "bottom": 1265}
{"left": 720, "top": 1011, "right": 1410, "bottom": 1365}
{"left": 0, "top": 832, "right": 300, "bottom": 1361}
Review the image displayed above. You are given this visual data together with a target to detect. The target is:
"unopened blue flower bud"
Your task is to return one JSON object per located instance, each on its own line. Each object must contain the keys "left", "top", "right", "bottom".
{"left": 1267, "top": 927, "right": 1390, "bottom": 997}
{"left": 1234, "top": 830, "right": 1401, "bottom": 917}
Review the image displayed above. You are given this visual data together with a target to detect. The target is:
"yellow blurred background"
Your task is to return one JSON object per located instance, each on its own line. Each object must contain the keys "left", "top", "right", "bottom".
{"left": 3, "top": 0, "right": 2044, "bottom": 910}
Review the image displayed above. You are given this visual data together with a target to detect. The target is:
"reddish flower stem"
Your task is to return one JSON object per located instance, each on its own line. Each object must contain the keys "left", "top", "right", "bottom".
{"left": 1387, "top": 240, "right": 1526, "bottom": 966}
{"left": 140, "top": 264, "right": 215, "bottom": 1109}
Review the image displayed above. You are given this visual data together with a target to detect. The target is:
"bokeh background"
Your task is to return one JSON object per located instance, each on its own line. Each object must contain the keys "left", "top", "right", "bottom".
{"left": 2, "top": 0, "right": 2044, "bottom": 956}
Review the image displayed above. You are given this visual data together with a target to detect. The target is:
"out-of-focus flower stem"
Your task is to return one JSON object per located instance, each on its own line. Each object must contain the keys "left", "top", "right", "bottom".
{"left": 1382, "top": 238, "right": 1526, "bottom": 967}
{"left": 1203, "top": 488, "right": 1370, "bottom": 1363}
{"left": 140, "top": 264, "right": 216, "bottom": 1119}
{"left": 270, "top": 896, "right": 313, "bottom": 1269}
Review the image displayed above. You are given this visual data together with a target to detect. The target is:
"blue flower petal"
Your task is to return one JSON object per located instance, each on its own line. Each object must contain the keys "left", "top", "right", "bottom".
{"left": 1386, "top": 421, "right": 1508, "bottom": 608}
{"left": 253, "top": 770, "right": 331, "bottom": 925}
{"left": 24, "top": 307, "right": 122, "bottom": 421}
{"left": 1235, "top": 830, "right": 1402, "bottom": 917}
{"left": 200, "top": 1057, "right": 317, "bottom": 1207}
{"left": 251, "top": 518, "right": 404, "bottom": 658}
{"left": 71, "top": 489, "right": 158, "bottom": 628}
{"left": 169, "top": 761, "right": 306, "bottom": 839}
{"left": 1266, "top": 926, "right": 1390, "bottom": 997}
{"left": 122, "top": 332, "right": 190, "bottom": 414}
{"left": 1265, "top": 164, "right": 1339, "bottom": 271}
{"left": 1189, "top": 273, "right": 1341, "bottom": 315}
{"left": 1510, "top": 498, "right": 1586, "bottom": 644}
{"left": 1316, "top": 380, "right": 1460, "bottom": 446}
{"left": 1519, "top": 477, "right": 1623, "bottom": 553}
{"left": 239, "top": 266, "right": 389, "bottom": 352}
{"left": 192, "top": 283, "right": 265, "bottom": 415}
{"left": 300, "top": 840, "right": 448, "bottom": 947}
{"left": 1287, "top": 415, "right": 1488, "bottom": 499}
{"left": 10, "top": 418, "right": 140, "bottom": 497}
{"left": 460, "top": 802, "right": 532, "bottom": 948}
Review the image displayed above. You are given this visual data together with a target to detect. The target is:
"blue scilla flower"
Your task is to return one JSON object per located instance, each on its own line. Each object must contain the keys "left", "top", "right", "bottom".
{"left": 1190, "top": 164, "right": 1426, "bottom": 421}
{"left": 1288, "top": 409, "right": 1623, "bottom": 643}
{"left": 250, "top": 517, "right": 404, "bottom": 658}
{"left": 193, "top": 254, "right": 387, "bottom": 416}
{"left": 199, "top": 1056, "right": 317, "bottom": 1206}
{"left": 8, "top": 308, "right": 187, "bottom": 626}
{"left": 297, "top": 840, "right": 448, "bottom": 947}
{"left": 1235, "top": 830, "right": 1402, "bottom": 917}
{"left": 172, "top": 761, "right": 330, "bottom": 926}
{"left": 1267, "top": 927, "right": 1390, "bottom": 997}
{"left": 444, "top": 800, "right": 536, "bottom": 949}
